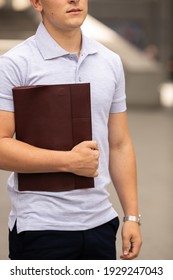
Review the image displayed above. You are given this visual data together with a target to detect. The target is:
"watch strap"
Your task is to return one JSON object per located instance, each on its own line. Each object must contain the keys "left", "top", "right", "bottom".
{"left": 123, "top": 215, "right": 141, "bottom": 225}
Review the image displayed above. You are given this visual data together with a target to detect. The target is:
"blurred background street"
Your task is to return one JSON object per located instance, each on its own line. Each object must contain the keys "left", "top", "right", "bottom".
{"left": 0, "top": 0, "right": 173, "bottom": 260}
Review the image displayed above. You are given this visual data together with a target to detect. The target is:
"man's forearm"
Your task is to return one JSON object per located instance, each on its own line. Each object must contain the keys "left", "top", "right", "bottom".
{"left": 0, "top": 138, "right": 99, "bottom": 177}
{"left": 0, "top": 137, "right": 70, "bottom": 173}
{"left": 109, "top": 143, "right": 139, "bottom": 216}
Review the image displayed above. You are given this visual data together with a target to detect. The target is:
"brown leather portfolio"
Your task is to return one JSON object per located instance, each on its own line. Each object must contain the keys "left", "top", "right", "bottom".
{"left": 12, "top": 83, "right": 94, "bottom": 192}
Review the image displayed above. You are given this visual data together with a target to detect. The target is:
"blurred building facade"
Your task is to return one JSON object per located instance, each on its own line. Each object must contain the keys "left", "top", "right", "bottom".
{"left": 89, "top": 0, "right": 173, "bottom": 75}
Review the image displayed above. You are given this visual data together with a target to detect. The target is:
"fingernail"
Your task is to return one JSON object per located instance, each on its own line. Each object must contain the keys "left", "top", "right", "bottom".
{"left": 124, "top": 251, "right": 128, "bottom": 255}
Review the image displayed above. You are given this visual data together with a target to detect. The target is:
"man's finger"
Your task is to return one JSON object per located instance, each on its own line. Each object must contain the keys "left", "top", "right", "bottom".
{"left": 121, "top": 237, "right": 130, "bottom": 258}
{"left": 85, "top": 140, "right": 99, "bottom": 150}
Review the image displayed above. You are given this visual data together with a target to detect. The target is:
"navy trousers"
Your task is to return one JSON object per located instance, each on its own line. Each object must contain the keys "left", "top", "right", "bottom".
{"left": 9, "top": 217, "right": 119, "bottom": 260}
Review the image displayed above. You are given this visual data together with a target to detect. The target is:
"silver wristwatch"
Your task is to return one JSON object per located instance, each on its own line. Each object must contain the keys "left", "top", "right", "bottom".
{"left": 123, "top": 214, "right": 141, "bottom": 225}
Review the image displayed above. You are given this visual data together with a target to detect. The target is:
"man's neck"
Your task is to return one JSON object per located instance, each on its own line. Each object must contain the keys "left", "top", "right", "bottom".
{"left": 43, "top": 21, "right": 82, "bottom": 56}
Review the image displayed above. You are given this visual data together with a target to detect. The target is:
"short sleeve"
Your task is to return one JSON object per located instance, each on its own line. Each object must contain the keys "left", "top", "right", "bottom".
{"left": 0, "top": 55, "right": 22, "bottom": 112}
{"left": 110, "top": 56, "right": 127, "bottom": 113}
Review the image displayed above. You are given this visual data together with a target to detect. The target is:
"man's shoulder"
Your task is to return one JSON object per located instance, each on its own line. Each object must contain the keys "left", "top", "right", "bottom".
{"left": 1, "top": 35, "right": 36, "bottom": 64}
{"left": 85, "top": 36, "right": 122, "bottom": 72}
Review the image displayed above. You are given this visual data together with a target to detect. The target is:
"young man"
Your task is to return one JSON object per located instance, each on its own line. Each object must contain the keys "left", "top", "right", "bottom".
{"left": 0, "top": 0, "right": 142, "bottom": 260}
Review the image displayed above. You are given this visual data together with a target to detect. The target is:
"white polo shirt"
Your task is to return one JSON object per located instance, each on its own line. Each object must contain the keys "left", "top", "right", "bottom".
{"left": 0, "top": 22, "right": 126, "bottom": 233}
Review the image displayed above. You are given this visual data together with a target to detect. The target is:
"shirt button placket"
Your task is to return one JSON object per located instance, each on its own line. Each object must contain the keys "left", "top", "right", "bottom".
{"left": 76, "top": 55, "right": 85, "bottom": 83}
{"left": 76, "top": 68, "right": 82, "bottom": 83}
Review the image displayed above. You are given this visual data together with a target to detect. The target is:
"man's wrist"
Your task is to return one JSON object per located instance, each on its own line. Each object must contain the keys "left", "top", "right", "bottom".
{"left": 123, "top": 214, "right": 141, "bottom": 225}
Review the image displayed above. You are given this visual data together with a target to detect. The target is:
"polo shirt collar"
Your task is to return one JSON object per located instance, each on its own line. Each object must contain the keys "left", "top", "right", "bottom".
{"left": 35, "top": 22, "right": 98, "bottom": 60}
{"left": 80, "top": 32, "right": 98, "bottom": 56}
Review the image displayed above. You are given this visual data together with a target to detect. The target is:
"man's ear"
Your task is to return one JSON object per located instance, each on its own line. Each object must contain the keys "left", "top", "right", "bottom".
{"left": 30, "top": 0, "right": 43, "bottom": 12}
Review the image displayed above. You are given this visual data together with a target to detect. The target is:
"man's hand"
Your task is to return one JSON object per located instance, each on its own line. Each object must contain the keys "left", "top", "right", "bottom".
{"left": 120, "top": 221, "right": 142, "bottom": 260}
{"left": 69, "top": 141, "right": 99, "bottom": 177}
